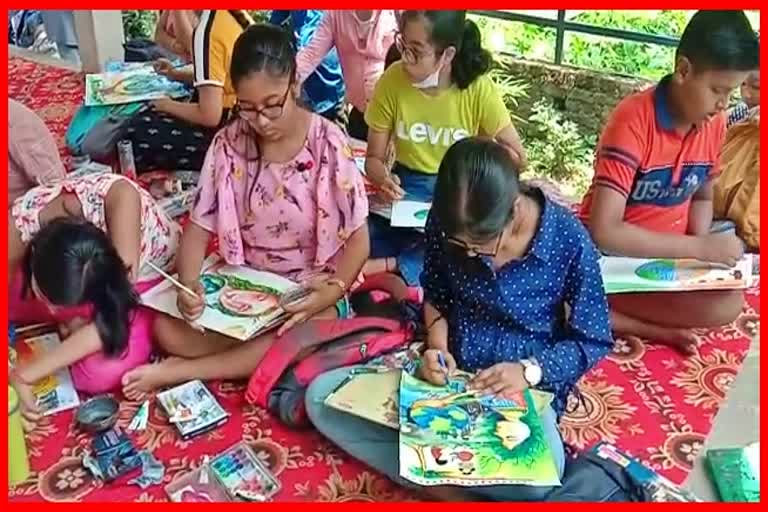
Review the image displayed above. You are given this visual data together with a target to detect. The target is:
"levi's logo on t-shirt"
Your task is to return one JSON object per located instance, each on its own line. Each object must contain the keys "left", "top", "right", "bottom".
{"left": 396, "top": 121, "right": 471, "bottom": 147}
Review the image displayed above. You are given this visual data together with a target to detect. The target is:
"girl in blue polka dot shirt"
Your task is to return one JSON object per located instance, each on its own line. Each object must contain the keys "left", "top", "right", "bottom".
{"left": 305, "top": 137, "right": 614, "bottom": 501}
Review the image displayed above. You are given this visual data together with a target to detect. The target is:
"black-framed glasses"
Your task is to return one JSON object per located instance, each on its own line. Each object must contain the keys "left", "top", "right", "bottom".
{"left": 444, "top": 231, "right": 504, "bottom": 260}
{"left": 236, "top": 79, "right": 293, "bottom": 122}
{"left": 394, "top": 32, "right": 435, "bottom": 64}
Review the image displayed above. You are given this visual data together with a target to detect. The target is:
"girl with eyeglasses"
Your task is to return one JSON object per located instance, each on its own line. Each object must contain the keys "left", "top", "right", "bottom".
{"left": 360, "top": 10, "right": 526, "bottom": 304}
{"left": 122, "top": 24, "right": 370, "bottom": 399}
{"left": 305, "top": 138, "right": 613, "bottom": 501}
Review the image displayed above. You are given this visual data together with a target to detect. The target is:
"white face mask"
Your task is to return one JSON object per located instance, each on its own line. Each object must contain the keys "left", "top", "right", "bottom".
{"left": 411, "top": 55, "right": 443, "bottom": 89}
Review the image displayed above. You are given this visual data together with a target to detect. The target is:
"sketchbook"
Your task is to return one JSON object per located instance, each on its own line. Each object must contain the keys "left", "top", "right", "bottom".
{"left": 11, "top": 331, "right": 81, "bottom": 416}
{"left": 398, "top": 372, "right": 560, "bottom": 487}
{"left": 140, "top": 256, "right": 297, "bottom": 341}
{"left": 325, "top": 368, "right": 554, "bottom": 432}
{"left": 600, "top": 255, "right": 754, "bottom": 294}
{"left": 84, "top": 66, "right": 188, "bottom": 106}
{"left": 390, "top": 200, "right": 431, "bottom": 229}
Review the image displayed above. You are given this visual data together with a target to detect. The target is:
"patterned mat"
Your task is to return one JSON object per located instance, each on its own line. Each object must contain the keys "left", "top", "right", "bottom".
{"left": 8, "top": 56, "right": 760, "bottom": 501}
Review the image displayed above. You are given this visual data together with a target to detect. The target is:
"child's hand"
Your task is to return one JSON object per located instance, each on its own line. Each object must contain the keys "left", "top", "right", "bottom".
{"left": 10, "top": 374, "right": 41, "bottom": 432}
{"left": 368, "top": 167, "right": 405, "bottom": 203}
{"left": 470, "top": 362, "right": 527, "bottom": 397}
{"left": 696, "top": 233, "right": 744, "bottom": 267}
{"left": 153, "top": 58, "right": 174, "bottom": 76}
{"left": 177, "top": 281, "right": 205, "bottom": 321}
{"left": 278, "top": 279, "right": 344, "bottom": 336}
{"left": 417, "top": 349, "right": 457, "bottom": 386}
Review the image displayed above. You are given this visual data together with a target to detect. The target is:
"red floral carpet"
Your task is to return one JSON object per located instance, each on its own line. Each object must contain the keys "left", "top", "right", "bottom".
{"left": 8, "top": 57, "right": 761, "bottom": 501}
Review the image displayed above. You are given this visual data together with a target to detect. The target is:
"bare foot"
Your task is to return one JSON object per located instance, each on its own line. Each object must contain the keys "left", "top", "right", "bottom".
{"left": 651, "top": 328, "right": 699, "bottom": 355}
{"left": 121, "top": 357, "right": 184, "bottom": 401}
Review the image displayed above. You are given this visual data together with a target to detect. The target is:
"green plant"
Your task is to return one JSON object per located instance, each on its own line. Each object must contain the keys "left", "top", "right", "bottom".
{"left": 488, "top": 68, "right": 529, "bottom": 124}
{"left": 247, "top": 10, "right": 271, "bottom": 24}
{"left": 122, "top": 10, "right": 158, "bottom": 40}
{"left": 522, "top": 100, "right": 595, "bottom": 197}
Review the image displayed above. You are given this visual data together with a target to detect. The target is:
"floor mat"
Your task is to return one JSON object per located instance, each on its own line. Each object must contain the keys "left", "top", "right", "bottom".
{"left": 8, "top": 56, "right": 84, "bottom": 169}
{"left": 8, "top": 56, "right": 761, "bottom": 501}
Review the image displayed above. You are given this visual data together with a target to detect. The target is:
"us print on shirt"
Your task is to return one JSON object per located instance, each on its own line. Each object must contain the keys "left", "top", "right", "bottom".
{"left": 396, "top": 121, "right": 470, "bottom": 147}
{"left": 627, "top": 163, "right": 711, "bottom": 207}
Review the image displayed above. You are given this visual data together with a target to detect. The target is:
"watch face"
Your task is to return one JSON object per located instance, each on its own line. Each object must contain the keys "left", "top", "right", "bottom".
{"left": 525, "top": 364, "right": 542, "bottom": 386}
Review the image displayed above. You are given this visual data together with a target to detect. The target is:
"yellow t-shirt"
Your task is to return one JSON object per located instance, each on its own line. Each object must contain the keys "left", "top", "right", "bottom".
{"left": 365, "top": 62, "right": 511, "bottom": 174}
{"left": 193, "top": 10, "right": 252, "bottom": 109}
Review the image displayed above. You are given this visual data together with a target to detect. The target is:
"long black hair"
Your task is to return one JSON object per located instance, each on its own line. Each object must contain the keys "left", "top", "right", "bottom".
{"left": 433, "top": 137, "right": 521, "bottom": 241}
{"left": 22, "top": 218, "right": 139, "bottom": 357}
{"left": 224, "top": 23, "right": 298, "bottom": 213}
{"left": 401, "top": 10, "right": 492, "bottom": 89}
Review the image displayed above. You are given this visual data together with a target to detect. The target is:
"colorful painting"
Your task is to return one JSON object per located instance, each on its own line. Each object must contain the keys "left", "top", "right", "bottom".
{"left": 11, "top": 332, "right": 80, "bottom": 416}
{"left": 390, "top": 200, "right": 431, "bottom": 229}
{"left": 600, "top": 255, "right": 754, "bottom": 294}
{"left": 141, "top": 257, "right": 297, "bottom": 341}
{"left": 84, "top": 67, "right": 188, "bottom": 106}
{"left": 326, "top": 367, "right": 555, "bottom": 434}
{"left": 398, "top": 372, "right": 560, "bottom": 486}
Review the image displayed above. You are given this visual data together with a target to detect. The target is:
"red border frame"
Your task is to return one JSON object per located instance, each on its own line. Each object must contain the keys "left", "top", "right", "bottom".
{"left": 2, "top": 3, "right": 764, "bottom": 509}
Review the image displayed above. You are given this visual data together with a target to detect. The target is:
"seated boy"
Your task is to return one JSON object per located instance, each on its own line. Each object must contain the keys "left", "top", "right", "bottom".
{"left": 579, "top": 10, "right": 759, "bottom": 354}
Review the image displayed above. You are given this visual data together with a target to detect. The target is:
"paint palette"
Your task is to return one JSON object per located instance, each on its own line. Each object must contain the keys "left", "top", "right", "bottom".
{"left": 209, "top": 442, "right": 281, "bottom": 501}
{"left": 165, "top": 465, "right": 232, "bottom": 502}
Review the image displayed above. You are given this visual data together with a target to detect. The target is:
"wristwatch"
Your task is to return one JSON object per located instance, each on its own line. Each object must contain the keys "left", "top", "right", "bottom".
{"left": 520, "top": 358, "right": 542, "bottom": 387}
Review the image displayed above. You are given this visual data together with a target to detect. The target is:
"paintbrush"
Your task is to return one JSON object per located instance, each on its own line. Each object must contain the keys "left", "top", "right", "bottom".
{"left": 146, "top": 262, "right": 206, "bottom": 333}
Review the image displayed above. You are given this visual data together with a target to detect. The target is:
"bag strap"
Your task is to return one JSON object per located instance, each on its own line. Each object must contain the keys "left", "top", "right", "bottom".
{"left": 245, "top": 316, "right": 403, "bottom": 407}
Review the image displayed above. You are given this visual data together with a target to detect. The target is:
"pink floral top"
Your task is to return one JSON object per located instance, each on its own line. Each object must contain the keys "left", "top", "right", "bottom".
{"left": 191, "top": 114, "right": 369, "bottom": 282}
{"left": 12, "top": 173, "right": 181, "bottom": 282}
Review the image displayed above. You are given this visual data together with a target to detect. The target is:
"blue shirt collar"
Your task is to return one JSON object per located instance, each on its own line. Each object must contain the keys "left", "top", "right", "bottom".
{"left": 654, "top": 74, "right": 676, "bottom": 132}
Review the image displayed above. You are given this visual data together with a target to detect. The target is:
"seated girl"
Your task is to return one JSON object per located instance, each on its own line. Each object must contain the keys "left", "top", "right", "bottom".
{"left": 8, "top": 172, "right": 180, "bottom": 430}
{"left": 361, "top": 10, "right": 525, "bottom": 302}
{"left": 125, "top": 10, "right": 252, "bottom": 173}
{"left": 295, "top": 10, "right": 398, "bottom": 141}
{"left": 121, "top": 24, "right": 370, "bottom": 399}
{"left": 305, "top": 138, "right": 614, "bottom": 501}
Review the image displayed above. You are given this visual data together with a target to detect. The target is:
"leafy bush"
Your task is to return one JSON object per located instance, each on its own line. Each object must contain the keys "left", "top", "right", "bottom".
{"left": 473, "top": 10, "right": 759, "bottom": 80}
{"left": 122, "top": 10, "right": 158, "bottom": 40}
{"left": 522, "top": 100, "right": 595, "bottom": 197}
{"left": 489, "top": 70, "right": 594, "bottom": 196}
{"left": 247, "top": 10, "right": 271, "bottom": 24}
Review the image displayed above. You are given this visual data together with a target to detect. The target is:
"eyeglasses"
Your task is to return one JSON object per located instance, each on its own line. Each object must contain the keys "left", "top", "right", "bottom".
{"left": 236, "top": 80, "right": 293, "bottom": 122}
{"left": 394, "top": 33, "right": 435, "bottom": 64}
{"left": 444, "top": 231, "right": 504, "bottom": 260}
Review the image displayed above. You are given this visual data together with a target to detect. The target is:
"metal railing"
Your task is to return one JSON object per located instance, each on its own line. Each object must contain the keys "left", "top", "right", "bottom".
{"left": 469, "top": 10, "right": 680, "bottom": 65}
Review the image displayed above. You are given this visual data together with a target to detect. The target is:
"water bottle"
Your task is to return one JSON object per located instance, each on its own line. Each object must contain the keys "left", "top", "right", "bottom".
{"left": 117, "top": 140, "right": 137, "bottom": 180}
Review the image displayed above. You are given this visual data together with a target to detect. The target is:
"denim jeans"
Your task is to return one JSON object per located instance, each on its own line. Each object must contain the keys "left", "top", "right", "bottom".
{"left": 368, "top": 163, "right": 437, "bottom": 286}
{"left": 305, "top": 365, "right": 566, "bottom": 502}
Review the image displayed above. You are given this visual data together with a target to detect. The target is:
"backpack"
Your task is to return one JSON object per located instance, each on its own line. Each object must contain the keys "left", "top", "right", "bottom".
{"left": 65, "top": 103, "right": 144, "bottom": 158}
{"left": 245, "top": 314, "right": 413, "bottom": 427}
{"left": 545, "top": 443, "right": 699, "bottom": 502}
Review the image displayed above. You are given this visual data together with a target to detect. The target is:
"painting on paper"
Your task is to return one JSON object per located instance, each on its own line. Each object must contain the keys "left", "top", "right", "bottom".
{"left": 85, "top": 67, "right": 188, "bottom": 106}
{"left": 141, "top": 257, "right": 296, "bottom": 341}
{"left": 398, "top": 372, "right": 560, "bottom": 487}
{"left": 600, "top": 255, "right": 754, "bottom": 294}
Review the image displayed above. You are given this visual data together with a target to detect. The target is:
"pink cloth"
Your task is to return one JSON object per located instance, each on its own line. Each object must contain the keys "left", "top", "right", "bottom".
{"left": 296, "top": 10, "right": 398, "bottom": 112}
{"left": 8, "top": 99, "right": 67, "bottom": 204}
{"left": 9, "top": 271, "right": 159, "bottom": 395}
{"left": 191, "top": 114, "right": 369, "bottom": 282}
